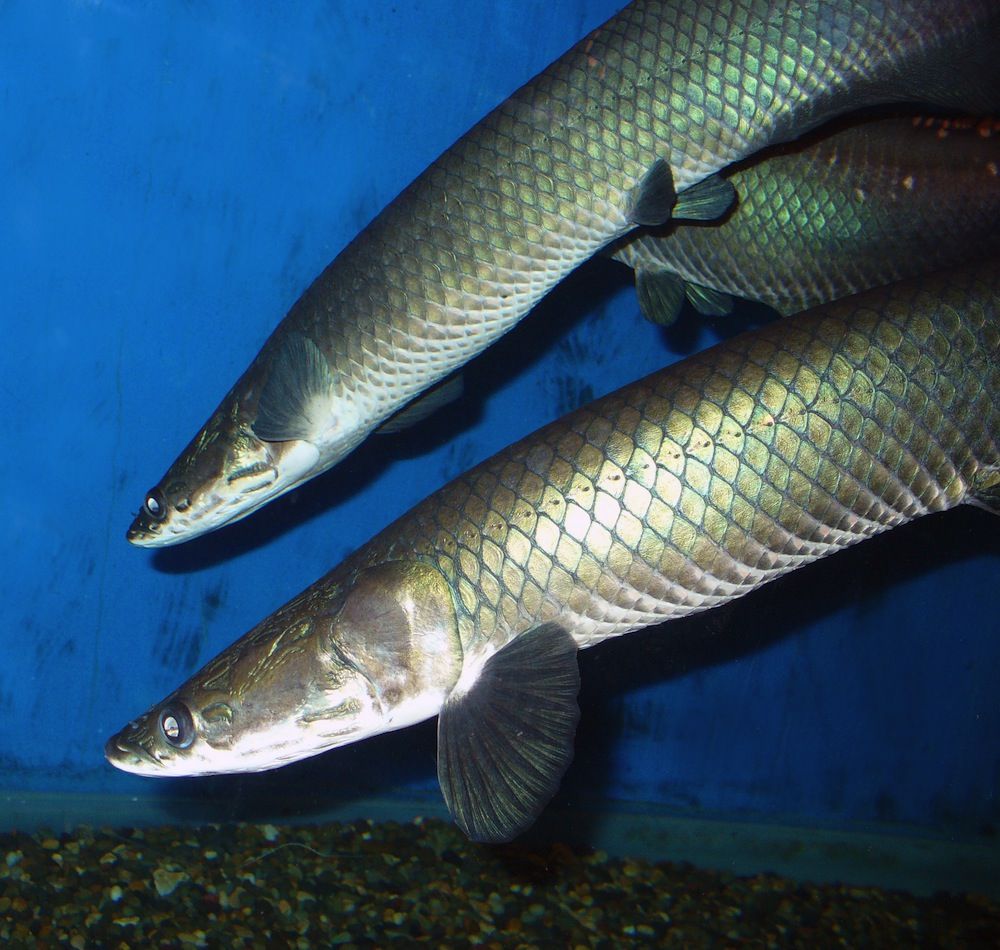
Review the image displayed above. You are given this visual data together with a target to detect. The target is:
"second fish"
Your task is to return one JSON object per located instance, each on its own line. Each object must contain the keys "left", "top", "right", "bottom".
{"left": 128, "top": 0, "right": 1000, "bottom": 546}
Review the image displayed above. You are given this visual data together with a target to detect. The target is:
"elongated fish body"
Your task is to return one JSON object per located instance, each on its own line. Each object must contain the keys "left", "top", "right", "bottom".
{"left": 109, "top": 261, "right": 1000, "bottom": 842}
{"left": 611, "top": 116, "right": 1000, "bottom": 323}
{"left": 128, "top": 0, "right": 1000, "bottom": 546}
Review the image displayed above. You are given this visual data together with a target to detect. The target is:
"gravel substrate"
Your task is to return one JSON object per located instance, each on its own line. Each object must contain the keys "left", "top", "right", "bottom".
{"left": 1, "top": 817, "right": 997, "bottom": 947}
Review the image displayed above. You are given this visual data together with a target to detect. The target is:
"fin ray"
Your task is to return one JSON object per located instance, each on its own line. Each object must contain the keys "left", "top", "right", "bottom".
{"left": 672, "top": 173, "right": 737, "bottom": 221}
{"left": 627, "top": 159, "right": 677, "bottom": 227}
{"left": 437, "top": 622, "right": 580, "bottom": 843}
{"left": 970, "top": 464, "right": 1000, "bottom": 514}
{"left": 253, "top": 333, "right": 336, "bottom": 443}
{"left": 635, "top": 267, "right": 686, "bottom": 326}
{"left": 685, "top": 282, "right": 735, "bottom": 317}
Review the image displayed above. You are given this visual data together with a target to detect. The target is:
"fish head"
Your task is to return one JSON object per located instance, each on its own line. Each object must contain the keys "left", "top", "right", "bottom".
{"left": 103, "top": 628, "right": 382, "bottom": 776}
{"left": 126, "top": 397, "right": 331, "bottom": 548}
{"left": 105, "top": 560, "right": 463, "bottom": 776}
{"left": 127, "top": 330, "right": 377, "bottom": 547}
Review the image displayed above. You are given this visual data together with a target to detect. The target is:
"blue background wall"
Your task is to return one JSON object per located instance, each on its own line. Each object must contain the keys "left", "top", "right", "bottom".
{"left": 2, "top": 1, "right": 997, "bottom": 836}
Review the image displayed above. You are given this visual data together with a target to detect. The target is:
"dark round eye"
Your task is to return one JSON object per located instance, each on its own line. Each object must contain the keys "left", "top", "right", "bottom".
{"left": 158, "top": 703, "right": 195, "bottom": 748}
{"left": 144, "top": 489, "right": 167, "bottom": 521}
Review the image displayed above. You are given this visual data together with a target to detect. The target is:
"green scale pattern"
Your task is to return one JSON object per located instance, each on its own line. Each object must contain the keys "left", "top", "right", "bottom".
{"left": 133, "top": 0, "right": 1000, "bottom": 546}
{"left": 364, "top": 262, "right": 1000, "bottom": 653}
{"left": 247, "top": 0, "right": 1000, "bottom": 429}
{"left": 613, "top": 117, "right": 1000, "bottom": 316}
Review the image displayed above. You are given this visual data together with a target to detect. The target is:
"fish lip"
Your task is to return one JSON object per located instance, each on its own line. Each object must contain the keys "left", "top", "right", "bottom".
{"left": 126, "top": 507, "right": 165, "bottom": 546}
{"left": 104, "top": 732, "right": 164, "bottom": 771}
{"left": 126, "top": 524, "right": 170, "bottom": 548}
{"left": 125, "top": 522, "right": 154, "bottom": 545}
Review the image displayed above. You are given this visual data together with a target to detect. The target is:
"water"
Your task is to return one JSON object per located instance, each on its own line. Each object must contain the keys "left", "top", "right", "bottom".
{"left": 2, "top": 1, "right": 998, "bottom": 944}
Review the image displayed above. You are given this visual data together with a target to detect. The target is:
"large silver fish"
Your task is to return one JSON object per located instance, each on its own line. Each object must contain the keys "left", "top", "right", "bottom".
{"left": 108, "top": 260, "right": 1000, "bottom": 842}
{"left": 127, "top": 0, "right": 1000, "bottom": 547}
{"left": 611, "top": 115, "right": 1000, "bottom": 323}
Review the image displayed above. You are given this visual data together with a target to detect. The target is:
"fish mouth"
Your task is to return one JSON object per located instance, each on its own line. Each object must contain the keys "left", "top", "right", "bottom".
{"left": 126, "top": 491, "right": 277, "bottom": 548}
{"left": 125, "top": 482, "right": 275, "bottom": 548}
{"left": 104, "top": 730, "right": 167, "bottom": 774}
{"left": 126, "top": 513, "right": 165, "bottom": 547}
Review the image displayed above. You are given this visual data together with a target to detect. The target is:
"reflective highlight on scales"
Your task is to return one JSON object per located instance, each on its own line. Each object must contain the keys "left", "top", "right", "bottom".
{"left": 125, "top": 0, "right": 1000, "bottom": 547}
{"left": 109, "top": 261, "right": 1000, "bottom": 842}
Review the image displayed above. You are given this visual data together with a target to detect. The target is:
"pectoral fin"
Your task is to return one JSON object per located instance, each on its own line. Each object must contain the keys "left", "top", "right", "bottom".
{"left": 253, "top": 333, "right": 337, "bottom": 443}
{"left": 436, "top": 622, "right": 580, "bottom": 843}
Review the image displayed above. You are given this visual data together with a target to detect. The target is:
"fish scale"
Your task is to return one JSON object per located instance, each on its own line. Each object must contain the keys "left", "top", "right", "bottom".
{"left": 291, "top": 0, "right": 987, "bottom": 414}
{"left": 107, "top": 262, "right": 1000, "bottom": 841}
{"left": 128, "top": 0, "right": 1000, "bottom": 545}
{"left": 611, "top": 116, "right": 1000, "bottom": 320}
{"left": 366, "top": 263, "right": 999, "bottom": 653}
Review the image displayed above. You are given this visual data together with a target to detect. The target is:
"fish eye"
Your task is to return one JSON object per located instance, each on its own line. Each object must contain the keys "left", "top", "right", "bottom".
{"left": 144, "top": 489, "right": 167, "bottom": 521}
{"left": 158, "top": 703, "right": 195, "bottom": 749}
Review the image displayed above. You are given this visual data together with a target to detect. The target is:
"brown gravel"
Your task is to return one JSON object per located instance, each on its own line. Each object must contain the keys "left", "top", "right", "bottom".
{"left": 1, "top": 817, "right": 997, "bottom": 948}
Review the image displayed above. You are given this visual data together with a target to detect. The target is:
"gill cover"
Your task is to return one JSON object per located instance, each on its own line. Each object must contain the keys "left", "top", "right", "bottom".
{"left": 329, "top": 559, "right": 465, "bottom": 718}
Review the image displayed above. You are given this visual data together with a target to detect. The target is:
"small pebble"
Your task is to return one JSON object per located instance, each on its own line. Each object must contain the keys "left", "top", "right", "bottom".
{"left": 153, "top": 867, "right": 189, "bottom": 897}
{"left": 0, "top": 818, "right": 994, "bottom": 947}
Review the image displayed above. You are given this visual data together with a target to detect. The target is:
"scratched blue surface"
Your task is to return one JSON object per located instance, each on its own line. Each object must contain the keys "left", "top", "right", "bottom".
{"left": 1, "top": 0, "right": 997, "bottom": 842}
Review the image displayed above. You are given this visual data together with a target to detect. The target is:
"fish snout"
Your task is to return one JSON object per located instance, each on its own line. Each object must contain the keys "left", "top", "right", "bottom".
{"left": 126, "top": 514, "right": 160, "bottom": 546}
{"left": 104, "top": 720, "right": 166, "bottom": 774}
{"left": 126, "top": 485, "right": 174, "bottom": 546}
{"left": 104, "top": 707, "right": 181, "bottom": 775}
